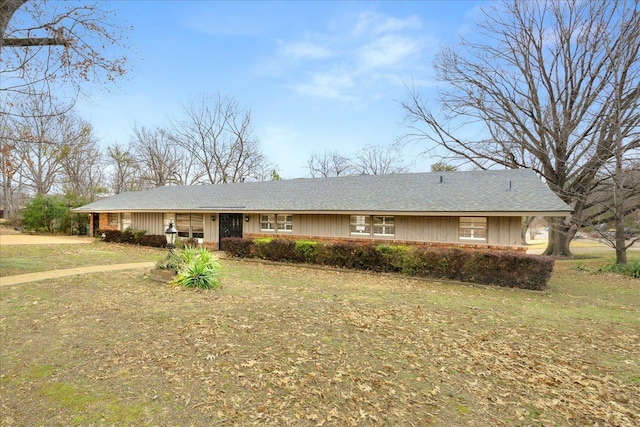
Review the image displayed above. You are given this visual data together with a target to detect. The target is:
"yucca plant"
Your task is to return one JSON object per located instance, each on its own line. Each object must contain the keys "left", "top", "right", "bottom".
{"left": 173, "top": 248, "right": 223, "bottom": 290}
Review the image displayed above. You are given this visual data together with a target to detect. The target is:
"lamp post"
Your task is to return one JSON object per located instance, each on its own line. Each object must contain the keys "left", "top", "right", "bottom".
{"left": 165, "top": 221, "right": 177, "bottom": 254}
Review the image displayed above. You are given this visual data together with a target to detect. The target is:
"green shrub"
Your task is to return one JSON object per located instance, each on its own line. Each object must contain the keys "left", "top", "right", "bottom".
{"left": 316, "top": 241, "right": 381, "bottom": 271}
{"left": 22, "top": 194, "right": 68, "bottom": 233}
{"left": 376, "top": 245, "right": 413, "bottom": 273}
{"left": 155, "top": 252, "right": 182, "bottom": 273}
{"left": 411, "top": 247, "right": 449, "bottom": 279}
{"left": 294, "top": 240, "right": 318, "bottom": 263}
{"left": 254, "top": 237, "right": 274, "bottom": 259}
{"left": 172, "top": 247, "right": 222, "bottom": 290}
{"left": 597, "top": 260, "right": 640, "bottom": 279}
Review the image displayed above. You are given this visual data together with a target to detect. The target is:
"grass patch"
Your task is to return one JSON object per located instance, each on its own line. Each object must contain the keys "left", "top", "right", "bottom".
{"left": 1, "top": 244, "right": 638, "bottom": 425}
{"left": 0, "top": 242, "right": 165, "bottom": 276}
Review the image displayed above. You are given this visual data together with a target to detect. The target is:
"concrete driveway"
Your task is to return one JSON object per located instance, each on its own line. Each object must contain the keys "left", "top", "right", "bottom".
{"left": 0, "top": 233, "right": 93, "bottom": 245}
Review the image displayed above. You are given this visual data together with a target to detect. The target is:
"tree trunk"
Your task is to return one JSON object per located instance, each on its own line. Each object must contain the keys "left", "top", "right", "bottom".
{"left": 615, "top": 223, "right": 628, "bottom": 265}
{"left": 542, "top": 217, "right": 573, "bottom": 257}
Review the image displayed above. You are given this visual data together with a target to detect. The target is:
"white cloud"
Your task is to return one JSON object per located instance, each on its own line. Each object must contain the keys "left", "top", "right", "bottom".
{"left": 281, "top": 41, "right": 331, "bottom": 59}
{"left": 291, "top": 71, "right": 355, "bottom": 101}
{"left": 353, "top": 11, "right": 422, "bottom": 36}
{"left": 261, "top": 9, "right": 436, "bottom": 103}
{"left": 358, "top": 34, "right": 422, "bottom": 69}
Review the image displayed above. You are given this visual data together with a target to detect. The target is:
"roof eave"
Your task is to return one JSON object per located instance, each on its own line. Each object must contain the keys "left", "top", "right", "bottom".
{"left": 74, "top": 208, "right": 572, "bottom": 217}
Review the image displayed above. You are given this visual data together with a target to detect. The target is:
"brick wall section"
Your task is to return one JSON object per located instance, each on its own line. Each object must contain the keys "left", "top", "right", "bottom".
{"left": 89, "top": 213, "right": 118, "bottom": 237}
{"left": 202, "top": 242, "right": 219, "bottom": 251}
{"left": 243, "top": 233, "right": 527, "bottom": 253}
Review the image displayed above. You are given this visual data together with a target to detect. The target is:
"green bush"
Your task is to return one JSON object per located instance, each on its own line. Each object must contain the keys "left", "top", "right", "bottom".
{"left": 22, "top": 194, "right": 68, "bottom": 233}
{"left": 155, "top": 251, "right": 182, "bottom": 273}
{"left": 172, "top": 247, "right": 222, "bottom": 290}
{"left": 376, "top": 245, "right": 408, "bottom": 273}
{"left": 597, "top": 260, "right": 640, "bottom": 279}
{"left": 294, "top": 240, "right": 319, "bottom": 263}
{"left": 254, "top": 237, "right": 274, "bottom": 259}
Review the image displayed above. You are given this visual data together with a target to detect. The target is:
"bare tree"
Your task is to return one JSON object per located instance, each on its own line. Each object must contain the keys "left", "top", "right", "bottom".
{"left": 352, "top": 144, "right": 409, "bottom": 175}
{"left": 131, "top": 126, "right": 202, "bottom": 187}
{"left": 58, "top": 122, "right": 105, "bottom": 202}
{"left": 105, "top": 143, "right": 140, "bottom": 194}
{"left": 0, "top": 111, "right": 26, "bottom": 219}
{"left": 168, "top": 93, "right": 271, "bottom": 184}
{"left": 10, "top": 94, "right": 80, "bottom": 195}
{"left": 307, "top": 150, "right": 354, "bottom": 178}
{"left": 402, "top": 0, "right": 640, "bottom": 259}
{"left": 586, "top": 167, "right": 640, "bottom": 261}
{"left": 1, "top": 0, "right": 130, "bottom": 116}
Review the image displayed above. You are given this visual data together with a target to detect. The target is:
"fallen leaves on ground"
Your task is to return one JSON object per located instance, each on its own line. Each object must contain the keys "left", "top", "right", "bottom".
{"left": 1, "top": 261, "right": 638, "bottom": 426}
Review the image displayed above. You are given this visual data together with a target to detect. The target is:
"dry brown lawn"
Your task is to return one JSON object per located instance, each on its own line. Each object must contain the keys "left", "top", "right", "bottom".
{"left": 1, "top": 242, "right": 638, "bottom": 426}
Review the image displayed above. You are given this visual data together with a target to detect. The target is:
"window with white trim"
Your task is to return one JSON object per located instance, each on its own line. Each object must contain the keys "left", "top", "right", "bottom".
{"left": 351, "top": 215, "right": 395, "bottom": 238}
{"left": 261, "top": 214, "right": 292, "bottom": 232}
{"left": 277, "top": 214, "right": 293, "bottom": 232}
{"left": 373, "top": 216, "right": 395, "bottom": 237}
{"left": 350, "top": 215, "right": 370, "bottom": 236}
{"left": 459, "top": 217, "right": 487, "bottom": 242}
{"left": 108, "top": 213, "right": 118, "bottom": 227}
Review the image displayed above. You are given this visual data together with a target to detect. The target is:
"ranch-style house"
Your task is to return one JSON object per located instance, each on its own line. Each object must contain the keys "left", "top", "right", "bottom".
{"left": 75, "top": 169, "right": 572, "bottom": 251}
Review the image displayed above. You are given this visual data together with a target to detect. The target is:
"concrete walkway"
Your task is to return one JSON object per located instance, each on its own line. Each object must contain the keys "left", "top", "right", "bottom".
{"left": 0, "top": 231, "right": 156, "bottom": 287}
{"left": 0, "top": 262, "right": 156, "bottom": 287}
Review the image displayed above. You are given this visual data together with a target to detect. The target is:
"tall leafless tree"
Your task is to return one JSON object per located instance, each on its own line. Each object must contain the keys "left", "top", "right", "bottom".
{"left": 352, "top": 144, "right": 409, "bottom": 175}
{"left": 307, "top": 150, "right": 354, "bottom": 178}
{"left": 1, "top": 0, "right": 130, "bottom": 117}
{"left": 10, "top": 93, "right": 80, "bottom": 195}
{"left": 0, "top": 111, "right": 26, "bottom": 219}
{"left": 131, "top": 126, "right": 202, "bottom": 187}
{"left": 105, "top": 143, "right": 140, "bottom": 194}
{"left": 168, "top": 93, "right": 271, "bottom": 184}
{"left": 58, "top": 122, "right": 105, "bottom": 202}
{"left": 402, "top": 0, "right": 640, "bottom": 260}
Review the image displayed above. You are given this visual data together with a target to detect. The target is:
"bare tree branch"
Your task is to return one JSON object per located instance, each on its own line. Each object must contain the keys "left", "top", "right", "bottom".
{"left": 401, "top": 0, "right": 640, "bottom": 259}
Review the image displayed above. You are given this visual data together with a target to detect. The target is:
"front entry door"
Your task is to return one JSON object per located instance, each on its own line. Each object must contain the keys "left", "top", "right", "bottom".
{"left": 92, "top": 213, "right": 100, "bottom": 237}
{"left": 219, "top": 213, "right": 243, "bottom": 250}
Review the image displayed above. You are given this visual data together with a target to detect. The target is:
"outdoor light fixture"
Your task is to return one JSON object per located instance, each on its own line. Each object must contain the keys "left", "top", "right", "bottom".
{"left": 245, "top": 215, "right": 250, "bottom": 222}
{"left": 211, "top": 215, "right": 216, "bottom": 222}
{"left": 165, "top": 221, "right": 178, "bottom": 253}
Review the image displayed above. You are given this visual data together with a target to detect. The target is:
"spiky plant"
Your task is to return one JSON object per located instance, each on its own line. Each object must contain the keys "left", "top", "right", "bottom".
{"left": 173, "top": 248, "right": 222, "bottom": 290}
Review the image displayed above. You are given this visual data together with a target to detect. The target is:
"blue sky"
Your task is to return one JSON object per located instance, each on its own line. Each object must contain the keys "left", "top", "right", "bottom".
{"left": 75, "top": 1, "right": 487, "bottom": 179}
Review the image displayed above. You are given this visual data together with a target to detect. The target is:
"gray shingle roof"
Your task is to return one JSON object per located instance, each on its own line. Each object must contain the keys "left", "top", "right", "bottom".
{"left": 75, "top": 169, "right": 572, "bottom": 215}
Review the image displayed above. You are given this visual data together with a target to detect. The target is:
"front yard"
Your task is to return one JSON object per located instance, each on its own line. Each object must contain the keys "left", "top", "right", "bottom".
{"left": 1, "top": 242, "right": 638, "bottom": 426}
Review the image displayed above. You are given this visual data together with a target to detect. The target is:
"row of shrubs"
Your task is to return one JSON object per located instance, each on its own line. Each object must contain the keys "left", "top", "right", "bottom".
{"left": 97, "top": 229, "right": 167, "bottom": 248}
{"left": 223, "top": 237, "right": 554, "bottom": 290}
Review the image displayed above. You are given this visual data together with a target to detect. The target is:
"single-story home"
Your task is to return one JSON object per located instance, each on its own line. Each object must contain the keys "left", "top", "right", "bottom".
{"left": 74, "top": 169, "right": 572, "bottom": 251}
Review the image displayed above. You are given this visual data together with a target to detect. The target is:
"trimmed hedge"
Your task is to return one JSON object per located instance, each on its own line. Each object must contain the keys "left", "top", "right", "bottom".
{"left": 97, "top": 229, "right": 166, "bottom": 248}
{"left": 222, "top": 237, "right": 253, "bottom": 258}
{"left": 222, "top": 237, "right": 554, "bottom": 290}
